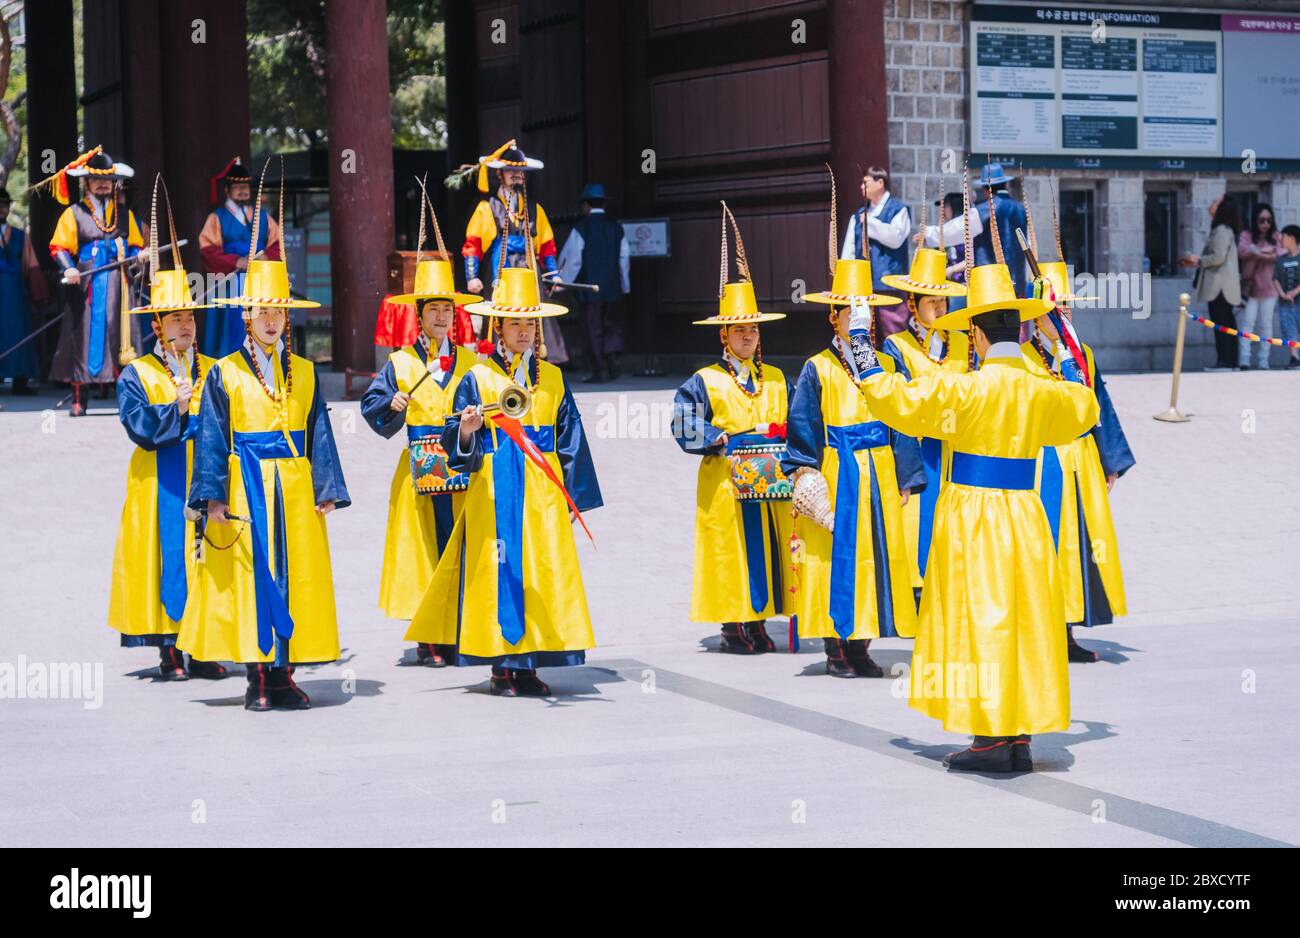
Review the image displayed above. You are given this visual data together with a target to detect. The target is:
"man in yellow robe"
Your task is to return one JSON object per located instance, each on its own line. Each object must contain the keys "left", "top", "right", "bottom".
{"left": 110, "top": 260, "right": 226, "bottom": 681}
{"left": 406, "top": 268, "right": 602, "bottom": 698}
{"left": 783, "top": 256, "right": 923, "bottom": 677}
{"left": 361, "top": 257, "right": 479, "bottom": 666}
{"left": 672, "top": 205, "right": 792, "bottom": 655}
{"left": 179, "top": 260, "right": 349, "bottom": 712}
{"left": 850, "top": 261, "right": 1099, "bottom": 773}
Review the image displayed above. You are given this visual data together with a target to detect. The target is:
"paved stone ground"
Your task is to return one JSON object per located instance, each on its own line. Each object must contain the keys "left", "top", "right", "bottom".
{"left": 1, "top": 367, "right": 1297, "bottom": 847}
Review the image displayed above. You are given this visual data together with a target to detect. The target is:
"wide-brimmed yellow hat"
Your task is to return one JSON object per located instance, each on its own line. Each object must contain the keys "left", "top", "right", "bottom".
{"left": 465, "top": 267, "right": 567, "bottom": 318}
{"left": 388, "top": 258, "right": 480, "bottom": 306}
{"left": 692, "top": 281, "right": 785, "bottom": 325}
{"left": 932, "top": 263, "right": 1050, "bottom": 330}
{"left": 214, "top": 259, "right": 321, "bottom": 313}
{"left": 803, "top": 259, "right": 902, "bottom": 307}
{"left": 1038, "top": 261, "right": 1097, "bottom": 305}
{"left": 130, "top": 269, "right": 212, "bottom": 315}
{"left": 881, "top": 248, "right": 966, "bottom": 297}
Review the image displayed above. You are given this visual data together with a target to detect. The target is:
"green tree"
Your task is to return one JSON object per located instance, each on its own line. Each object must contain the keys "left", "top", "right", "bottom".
{"left": 247, "top": 0, "right": 445, "bottom": 155}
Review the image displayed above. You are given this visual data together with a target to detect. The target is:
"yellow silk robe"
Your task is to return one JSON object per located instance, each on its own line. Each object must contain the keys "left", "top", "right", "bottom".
{"left": 860, "top": 348, "right": 1099, "bottom": 736}
{"left": 109, "top": 351, "right": 217, "bottom": 640}
{"left": 673, "top": 361, "right": 792, "bottom": 624}
{"left": 365, "top": 343, "right": 473, "bottom": 620}
{"left": 1021, "top": 341, "right": 1128, "bottom": 623}
{"left": 784, "top": 349, "right": 920, "bottom": 640}
{"left": 406, "top": 356, "right": 602, "bottom": 666}
{"left": 882, "top": 328, "right": 971, "bottom": 590}
{"left": 178, "top": 348, "right": 349, "bottom": 664}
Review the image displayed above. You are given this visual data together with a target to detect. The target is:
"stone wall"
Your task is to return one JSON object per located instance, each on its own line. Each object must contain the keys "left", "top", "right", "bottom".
{"left": 881, "top": 0, "right": 1300, "bottom": 371}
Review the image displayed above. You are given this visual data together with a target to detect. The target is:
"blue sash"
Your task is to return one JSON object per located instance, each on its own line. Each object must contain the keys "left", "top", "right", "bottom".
{"left": 950, "top": 452, "right": 1037, "bottom": 491}
{"left": 916, "top": 436, "right": 943, "bottom": 576}
{"left": 826, "top": 421, "right": 890, "bottom": 638}
{"left": 481, "top": 424, "right": 556, "bottom": 645}
{"left": 1038, "top": 446, "right": 1064, "bottom": 548}
{"left": 78, "top": 238, "right": 119, "bottom": 376}
{"left": 156, "top": 415, "right": 199, "bottom": 621}
{"left": 233, "top": 429, "right": 306, "bottom": 655}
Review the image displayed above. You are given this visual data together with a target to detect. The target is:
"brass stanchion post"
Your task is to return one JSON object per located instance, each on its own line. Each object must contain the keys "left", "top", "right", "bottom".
{"left": 1155, "top": 291, "right": 1191, "bottom": 423}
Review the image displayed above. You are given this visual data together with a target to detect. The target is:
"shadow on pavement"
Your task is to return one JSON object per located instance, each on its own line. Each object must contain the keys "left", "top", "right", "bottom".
{"left": 418, "top": 663, "right": 626, "bottom": 706}
{"left": 193, "top": 678, "right": 385, "bottom": 708}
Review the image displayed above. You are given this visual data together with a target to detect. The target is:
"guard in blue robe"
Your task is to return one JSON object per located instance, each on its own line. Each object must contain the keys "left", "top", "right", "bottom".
{"left": 199, "top": 158, "right": 283, "bottom": 356}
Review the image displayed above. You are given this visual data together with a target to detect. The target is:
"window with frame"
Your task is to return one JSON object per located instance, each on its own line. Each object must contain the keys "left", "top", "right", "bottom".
{"left": 1058, "top": 189, "right": 1094, "bottom": 274}
{"left": 1144, "top": 189, "right": 1179, "bottom": 277}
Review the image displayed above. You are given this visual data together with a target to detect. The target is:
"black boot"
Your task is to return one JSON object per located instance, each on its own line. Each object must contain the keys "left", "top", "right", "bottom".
{"left": 415, "top": 642, "right": 447, "bottom": 667}
{"left": 719, "top": 622, "right": 758, "bottom": 655}
{"left": 158, "top": 645, "right": 188, "bottom": 681}
{"left": 1066, "top": 626, "right": 1099, "bottom": 663}
{"left": 187, "top": 658, "right": 229, "bottom": 680}
{"left": 1010, "top": 734, "right": 1032, "bottom": 772}
{"left": 244, "top": 663, "right": 273, "bottom": 711}
{"left": 489, "top": 665, "right": 517, "bottom": 697}
{"left": 823, "top": 638, "right": 855, "bottom": 678}
{"left": 847, "top": 638, "right": 884, "bottom": 677}
{"left": 944, "top": 736, "right": 1014, "bottom": 773}
{"left": 509, "top": 668, "right": 552, "bottom": 697}
{"left": 269, "top": 666, "right": 311, "bottom": 710}
{"left": 744, "top": 621, "right": 775, "bottom": 653}
{"left": 11, "top": 377, "right": 33, "bottom": 396}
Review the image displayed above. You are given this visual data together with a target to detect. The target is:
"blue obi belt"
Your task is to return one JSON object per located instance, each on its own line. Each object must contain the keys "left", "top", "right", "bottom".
{"left": 949, "top": 452, "right": 1036, "bottom": 491}
{"left": 233, "top": 429, "right": 306, "bottom": 656}
{"left": 825, "top": 421, "right": 893, "bottom": 638}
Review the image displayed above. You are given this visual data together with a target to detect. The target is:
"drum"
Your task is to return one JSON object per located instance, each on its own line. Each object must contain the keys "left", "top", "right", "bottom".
{"left": 728, "top": 441, "right": 793, "bottom": 501}
{"left": 408, "top": 433, "right": 469, "bottom": 496}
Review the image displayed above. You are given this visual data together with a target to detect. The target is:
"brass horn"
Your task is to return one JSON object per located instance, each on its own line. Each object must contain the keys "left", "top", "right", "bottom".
{"left": 479, "top": 382, "right": 532, "bottom": 419}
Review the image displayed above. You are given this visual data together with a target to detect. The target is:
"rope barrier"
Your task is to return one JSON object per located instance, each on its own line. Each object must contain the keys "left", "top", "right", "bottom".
{"left": 1183, "top": 308, "right": 1300, "bottom": 349}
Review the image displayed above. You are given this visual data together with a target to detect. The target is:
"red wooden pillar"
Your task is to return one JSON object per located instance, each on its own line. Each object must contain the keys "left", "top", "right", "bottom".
{"left": 156, "top": 0, "right": 252, "bottom": 271}
{"left": 828, "top": 0, "right": 889, "bottom": 225}
{"left": 325, "top": 0, "right": 395, "bottom": 372}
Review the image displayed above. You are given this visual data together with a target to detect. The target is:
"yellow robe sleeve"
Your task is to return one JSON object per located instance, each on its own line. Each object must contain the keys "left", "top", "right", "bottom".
{"left": 535, "top": 203, "right": 555, "bottom": 251}
{"left": 859, "top": 368, "right": 976, "bottom": 441}
{"left": 1041, "top": 380, "right": 1100, "bottom": 447}
{"left": 463, "top": 201, "right": 497, "bottom": 257}
{"left": 127, "top": 211, "right": 144, "bottom": 248}
{"left": 50, "top": 206, "right": 80, "bottom": 255}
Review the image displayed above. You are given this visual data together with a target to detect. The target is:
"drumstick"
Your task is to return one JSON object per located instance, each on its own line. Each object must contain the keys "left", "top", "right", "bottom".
{"left": 405, "top": 357, "right": 442, "bottom": 397}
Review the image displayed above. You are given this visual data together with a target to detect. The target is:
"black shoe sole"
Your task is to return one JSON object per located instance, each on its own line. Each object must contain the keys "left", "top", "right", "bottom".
{"left": 718, "top": 642, "right": 759, "bottom": 655}
{"left": 269, "top": 691, "right": 311, "bottom": 710}
{"left": 512, "top": 685, "right": 552, "bottom": 698}
{"left": 244, "top": 699, "right": 273, "bottom": 712}
{"left": 945, "top": 757, "right": 1015, "bottom": 774}
{"left": 158, "top": 669, "right": 189, "bottom": 682}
